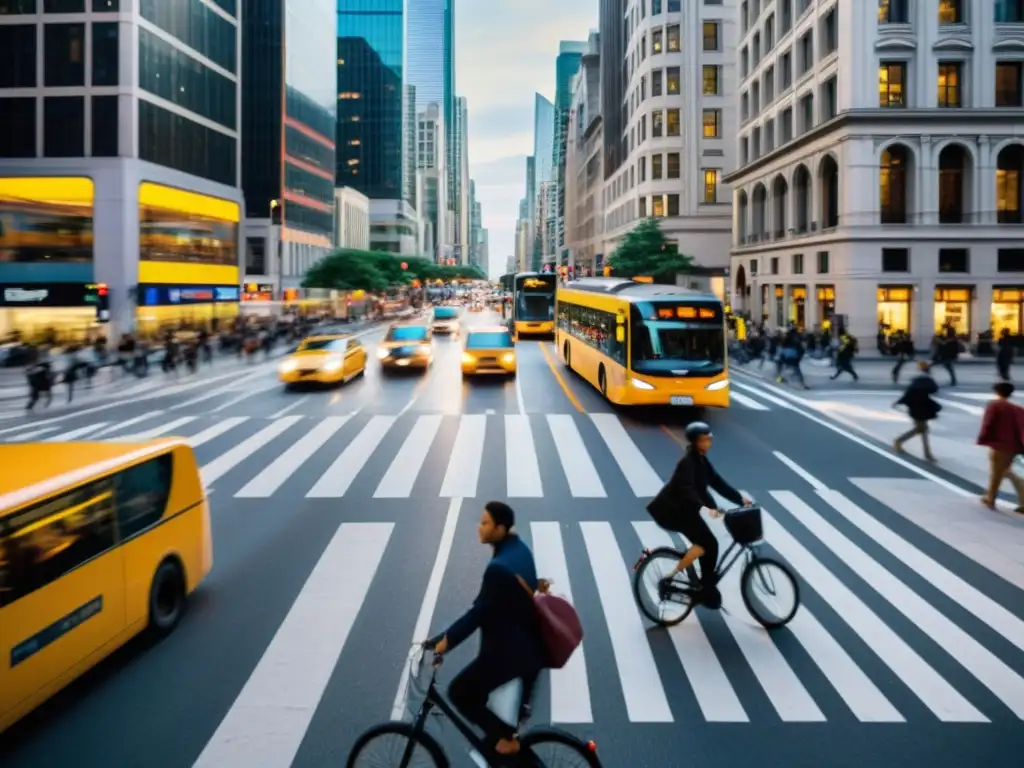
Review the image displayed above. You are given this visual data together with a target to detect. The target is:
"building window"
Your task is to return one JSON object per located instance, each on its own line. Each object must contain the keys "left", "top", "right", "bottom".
{"left": 92, "top": 21, "right": 118, "bottom": 86}
{"left": 652, "top": 29, "right": 663, "bottom": 53}
{"left": 998, "top": 248, "right": 1024, "bottom": 271}
{"left": 996, "top": 0, "right": 1024, "bottom": 23}
{"left": 879, "top": 62, "right": 906, "bottom": 107}
{"left": 667, "top": 66, "right": 680, "bottom": 94}
{"left": 667, "top": 194, "right": 679, "bottom": 216}
{"left": 652, "top": 153, "right": 662, "bottom": 179}
{"left": 937, "top": 62, "right": 961, "bottom": 107}
{"left": 93, "top": 0, "right": 119, "bottom": 9}
{"left": 702, "top": 65, "right": 720, "bottom": 95}
{"left": 770, "top": 257, "right": 779, "bottom": 275}
{"left": 138, "top": 0, "right": 236, "bottom": 74}
{"left": 667, "top": 24, "right": 680, "bottom": 52}
{"left": 817, "top": 251, "right": 829, "bottom": 273}
{"left": 703, "top": 169, "right": 718, "bottom": 203}
{"left": 996, "top": 62, "right": 1023, "bottom": 106}
{"left": 881, "top": 248, "right": 909, "bottom": 272}
{"left": 91, "top": 94, "right": 118, "bottom": 156}
{"left": 0, "top": 97, "right": 35, "bottom": 157}
{"left": 652, "top": 110, "right": 662, "bottom": 137}
{"left": 938, "top": 248, "right": 969, "bottom": 273}
{"left": 44, "top": 0, "right": 83, "bottom": 10}
{"left": 667, "top": 152, "right": 680, "bottom": 178}
{"left": 702, "top": 21, "right": 719, "bottom": 51}
{"left": 880, "top": 144, "right": 911, "bottom": 224}
{"left": 1, "top": 0, "right": 36, "bottom": 13}
{"left": 44, "top": 95, "right": 84, "bottom": 157}
{"left": 666, "top": 108, "right": 680, "bottom": 136}
{"left": 997, "top": 144, "right": 1024, "bottom": 223}
{"left": 44, "top": 23, "right": 85, "bottom": 87}
{"left": 938, "top": 0, "right": 963, "bottom": 24}
{"left": 938, "top": 144, "right": 969, "bottom": 223}
{"left": 702, "top": 108, "right": 720, "bottom": 137}
{"left": 878, "top": 0, "right": 908, "bottom": 23}
{"left": 792, "top": 253, "right": 804, "bottom": 274}
{"left": 652, "top": 69, "right": 662, "bottom": 96}
{"left": 652, "top": 195, "right": 665, "bottom": 217}
{"left": 138, "top": 99, "right": 236, "bottom": 186}
{"left": 0, "top": 24, "right": 36, "bottom": 88}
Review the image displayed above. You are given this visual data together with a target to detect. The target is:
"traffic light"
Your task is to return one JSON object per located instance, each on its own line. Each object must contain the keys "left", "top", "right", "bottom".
{"left": 94, "top": 283, "right": 110, "bottom": 323}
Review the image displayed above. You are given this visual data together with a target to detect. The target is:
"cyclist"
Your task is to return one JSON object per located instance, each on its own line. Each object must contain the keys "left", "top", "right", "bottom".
{"left": 647, "top": 421, "right": 751, "bottom": 607}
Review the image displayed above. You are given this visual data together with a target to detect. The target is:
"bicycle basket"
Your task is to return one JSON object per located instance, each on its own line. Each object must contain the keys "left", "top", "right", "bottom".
{"left": 724, "top": 506, "right": 763, "bottom": 544}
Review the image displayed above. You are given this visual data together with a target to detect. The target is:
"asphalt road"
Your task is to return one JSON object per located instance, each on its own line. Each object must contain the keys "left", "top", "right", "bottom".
{"left": 1, "top": 309, "right": 1022, "bottom": 768}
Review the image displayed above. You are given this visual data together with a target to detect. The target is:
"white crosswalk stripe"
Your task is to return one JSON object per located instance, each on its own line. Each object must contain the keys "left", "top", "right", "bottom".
{"left": 439, "top": 415, "right": 487, "bottom": 497}
{"left": 235, "top": 416, "right": 351, "bottom": 498}
{"left": 307, "top": 416, "right": 394, "bottom": 498}
{"left": 374, "top": 414, "right": 442, "bottom": 498}
{"left": 548, "top": 414, "right": 606, "bottom": 497}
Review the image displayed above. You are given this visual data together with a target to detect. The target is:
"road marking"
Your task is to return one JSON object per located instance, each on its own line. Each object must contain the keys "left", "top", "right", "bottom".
{"left": 235, "top": 417, "right": 350, "bottom": 498}
{"left": 271, "top": 396, "right": 308, "bottom": 418}
{"left": 194, "top": 522, "right": 393, "bottom": 768}
{"left": 201, "top": 417, "right": 302, "bottom": 486}
{"left": 187, "top": 417, "right": 248, "bottom": 447}
{"left": 590, "top": 413, "right": 662, "bottom": 496}
{"left": 90, "top": 410, "right": 164, "bottom": 438}
{"left": 391, "top": 499, "right": 461, "bottom": 720}
{"left": 374, "top": 415, "right": 443, "bottom": 498}
{"left": 439, "top": 415, "right": 487, "bottom": 497}
{"left": 579, "top": 522, "right": 672, "bottom": 722}
{"left": 775, "top": 489, "right": 1024, "bottom": 717}
{"left": 933, "top": 396, "right": 983, "bottom": 415}
{"left": 514, "top": 368, "right": 526, "bottom": 414}
{"left": 306, "top": 416, "right": 395, "bottom": 497}
{"left": 729, "top": 390, "right": 770, "bottom": 410}
{"left": 44, "top": 422, "right": 110, "bottom": 441}
{"left": 632, "top": 521, "right": 748, "bottom": 722}
{"left": 547, "top": 414, "right": 605, "bottom": 497}
{"left": 115, "top": 416, "right": 196, "bottom": 441}
{"left": 6, "top": 425, "right": 60, "bottom": 441}
{"left": 530, "top": 522, "right": 593, "bottom": 723}
{"left": 772, "top": 451, "right": 828, "bottom": 491}
{"left": 760, "top": 498, "right": 986, "bottom": 721}
{"left": 538, "top": 342, "right": 584, "bottom": 412}
{"left": 209, "top": 384, "right": 279, "bottom": 413}
{"left": 504, "top": 415, "right": 543, "bottom": 497}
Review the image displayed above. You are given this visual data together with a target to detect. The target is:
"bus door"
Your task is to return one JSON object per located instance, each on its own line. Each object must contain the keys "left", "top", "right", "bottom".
{"left": 1, "top": 480, "right": 125, "bottom": 718}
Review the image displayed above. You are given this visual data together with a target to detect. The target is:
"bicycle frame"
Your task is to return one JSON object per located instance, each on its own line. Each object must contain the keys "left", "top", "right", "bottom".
{"left": 713, "top": 539, "right": 757, "bottom": 579}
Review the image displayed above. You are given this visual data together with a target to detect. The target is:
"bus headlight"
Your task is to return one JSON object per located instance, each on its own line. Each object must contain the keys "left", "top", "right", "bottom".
{"left": 705, "top": 379, "right": 729, "bottom": 391}
{"left": 630, "top": 377, "right": 654, "bottom": 390}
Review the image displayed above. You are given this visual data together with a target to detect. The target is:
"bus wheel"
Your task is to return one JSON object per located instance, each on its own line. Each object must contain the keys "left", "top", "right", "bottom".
{"left": 563, "top": 342, "right": 571, "bottom": 369}
{"left": 148, "top": 559, "right": 186, "bottom": 638}
{"left": 598, "top": 365, "right": 607, "bottom": 397}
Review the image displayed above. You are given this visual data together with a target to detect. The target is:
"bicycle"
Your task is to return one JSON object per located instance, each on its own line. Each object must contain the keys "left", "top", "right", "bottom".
{"left": 346, "top": 639, "right": 602, "bottom": 767}
{"left": 632, "top": 505, "right": 800, "bottom": 629}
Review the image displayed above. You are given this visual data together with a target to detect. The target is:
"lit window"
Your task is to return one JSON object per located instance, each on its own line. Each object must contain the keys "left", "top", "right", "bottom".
{"left": 347, "top": 159, "right": 359, "bottom": 165}
{"left": 339, "top": 92, "right": 360, "bottom": 99}
{"left": 348, "top": 139, "right": 360, "bottom": 146}
{"left": 702, "top": 22, "right": 719, "bottom": 51}
{"left": 667, "top": 25, "right": 680, "bottom": 52}
{"left": 937, "top": 62, "right": 962, "bottom": 107}
{"left": 703, "top": 65, "right": 720, "bottom": 95}
{"left": 666, "top": 109, "right": 680, "bottom": 136}
{"left": 337, "top": 58, "right": 345, "bottom": 65}
{"left": 938, "top": 0, "right": 962, "bottom": 24}
{"left": 652, "top": 195, "right": 665, "bottom": 217}
{"left": 878, "top": 62, "right": 906, "bottom": 107}
{"left": 652, "top": 29, "right": 663, "bottom": 53}
{"left": 703, "top": 169, "right": 719, "bottom": 203}
{"left": 702, "top": 108, "right": 720, "bottom": 137}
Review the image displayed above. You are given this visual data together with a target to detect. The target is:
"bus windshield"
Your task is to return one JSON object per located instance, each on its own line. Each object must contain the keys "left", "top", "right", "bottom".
{"left": 631, "top": 321, "right": 725, "bottom": 374}
{"left": 514, "top": 275, "right": 556, "bottom": 321}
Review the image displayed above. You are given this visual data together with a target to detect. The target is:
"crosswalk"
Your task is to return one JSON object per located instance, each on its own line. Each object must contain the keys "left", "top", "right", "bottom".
{"left": 194, "top": 483, "right": 1024, "bottom": 749}
{"left": 2, "top": 411, "right": 692, "bottom": 499}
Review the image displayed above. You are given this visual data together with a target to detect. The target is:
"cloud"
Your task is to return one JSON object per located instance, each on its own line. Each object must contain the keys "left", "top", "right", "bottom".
{"left": 455, "top": 0, "right": 596, "bottom": 273}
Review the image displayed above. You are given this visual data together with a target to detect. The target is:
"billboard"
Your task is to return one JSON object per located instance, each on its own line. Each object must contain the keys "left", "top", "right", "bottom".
{"left": 0, "top": 177, "right": 94, "bottom": 265}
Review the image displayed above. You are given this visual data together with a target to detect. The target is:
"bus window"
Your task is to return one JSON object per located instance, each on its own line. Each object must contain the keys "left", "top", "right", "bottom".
{"left": 115, "top": 456, "right": 173, "bottom": 540}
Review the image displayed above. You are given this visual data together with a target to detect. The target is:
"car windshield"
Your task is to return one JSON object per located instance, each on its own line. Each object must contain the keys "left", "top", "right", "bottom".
{"left": 466, "top": 332, "right": 512, "bottom": 349}
{"left": 434, "top": 307, "right": 458, "bottom": 319}
{"left": 387, "top": 326, "right": 428, "bottom": 342}
{"left": 632, "top": 322, "right": 725, "bottom": 367}
{"left": 517, "top": 294, "right": 554, "bottom": 321}
{"left": 299, "top": 339, "right": 347, "bottom": 351}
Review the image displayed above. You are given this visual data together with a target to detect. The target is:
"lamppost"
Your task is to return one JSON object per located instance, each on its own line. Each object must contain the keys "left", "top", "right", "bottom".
{"left": 269, "top": 199, "right": 282, "bottom": 300}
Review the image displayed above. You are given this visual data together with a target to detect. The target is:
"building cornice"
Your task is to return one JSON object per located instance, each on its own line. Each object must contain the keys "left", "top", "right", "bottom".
{"left": 723, "top": 108, "right": 1024, "bottom": 184}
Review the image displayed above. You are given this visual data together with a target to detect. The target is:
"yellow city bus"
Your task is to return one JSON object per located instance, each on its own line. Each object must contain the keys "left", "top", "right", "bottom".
{"left": 555, "top": 277, "right": 730, "bottom": 407}
{"left": 511, "top": 272, "right": 556, "bottom": 337}
{"left": 0, "top": 440, "right": 213, "bottom": 733}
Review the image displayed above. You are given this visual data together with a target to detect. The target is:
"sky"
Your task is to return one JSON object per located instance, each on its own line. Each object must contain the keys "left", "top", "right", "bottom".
{"left": 454, "top": 0, "right": 597, "bottom": 278}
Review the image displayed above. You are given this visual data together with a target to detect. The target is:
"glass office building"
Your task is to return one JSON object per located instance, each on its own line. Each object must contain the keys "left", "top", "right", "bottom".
{"left": 337, "top": 0, "right": 406, "bottom": 202}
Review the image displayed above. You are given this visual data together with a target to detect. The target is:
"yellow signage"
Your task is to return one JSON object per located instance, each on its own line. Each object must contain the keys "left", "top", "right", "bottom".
{"left": 138, "top": 182, "right": 239, "bottom": 222}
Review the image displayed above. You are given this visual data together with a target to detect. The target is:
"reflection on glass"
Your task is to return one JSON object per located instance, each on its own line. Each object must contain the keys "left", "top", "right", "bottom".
{"left": 139, "top": 188, "right": 238, "bottom": 266}
{"left": 0, "top": 177, "right": 93, "bottom": 263}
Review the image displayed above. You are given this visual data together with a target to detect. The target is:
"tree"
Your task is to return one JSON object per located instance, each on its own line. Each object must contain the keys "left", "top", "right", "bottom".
{"left": 606, "top": 218, "right": 693, "bottom": 280}
{"left": 302, "top": 250, "right": 389, "bottom": 292}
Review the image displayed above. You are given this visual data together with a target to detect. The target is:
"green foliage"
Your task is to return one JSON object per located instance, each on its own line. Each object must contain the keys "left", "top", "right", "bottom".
{"left": 607, "top": 218, "right": 694, "bottom": 279}
{"left": 302, "top": 248, "right": 487, "bottom": 291}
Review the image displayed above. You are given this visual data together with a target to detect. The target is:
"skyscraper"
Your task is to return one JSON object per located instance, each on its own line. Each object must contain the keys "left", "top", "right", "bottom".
{"left": 454, "top": 96, "right": 470, "bottom": 263}
{"left": 553, "top": 41, "right": 586, "bottom": 258}
{"left": 531, "top": 95, "right": 554, "bottom": 270}
{"left": 243, "top": 0, "right": 337, "bottom": 298}
{"left": 416, "top": 102, "right": 450, "bottom": 262}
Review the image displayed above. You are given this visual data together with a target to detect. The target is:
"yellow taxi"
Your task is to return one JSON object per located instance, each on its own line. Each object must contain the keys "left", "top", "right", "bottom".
{"left": 278, "top": 334, "right": 367, "bottom": 386}
{"left": 461, "top": 326, "right": 516, "bottom": 377}
{"left": 431, "top": 306, "right": 461, "bottom": 335}
{"left": 377, "top": 323, "right": 433, "bottom": 370}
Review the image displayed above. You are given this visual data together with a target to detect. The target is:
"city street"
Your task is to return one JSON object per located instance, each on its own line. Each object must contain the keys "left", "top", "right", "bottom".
{"left": 1, "top": 309, "right": 1023, "bottom": 768}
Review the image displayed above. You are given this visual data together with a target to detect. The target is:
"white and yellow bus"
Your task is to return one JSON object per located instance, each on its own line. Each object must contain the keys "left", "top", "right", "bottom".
{"left": 555, "top": 277, "right": 729, "bottom": 407}
{"left": 0, "top": 440, "right": 213, "bottom": 733}
{"left": 510, "top": 272, "right": 556, "bottom": 337}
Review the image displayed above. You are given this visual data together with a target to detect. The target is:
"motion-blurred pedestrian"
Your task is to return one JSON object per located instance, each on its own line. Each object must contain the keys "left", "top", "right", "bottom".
{"left": 893, "top": 361, "right": 940, "bottom": 462}
{"left": 976, "top": 380, "right": 1024, "bottom": 513}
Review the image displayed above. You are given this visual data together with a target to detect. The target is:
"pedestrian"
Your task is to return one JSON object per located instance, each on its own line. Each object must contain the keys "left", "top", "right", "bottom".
{"left": 893, "top": 361, "right": 940, "bottom": 462}
{"left": 976, "top": 380, "right": 1024, "bottom": 513}
{"left": 25, "top": 352, "right": 53, "bottom": 411}
{"left": 928, "top": 326, "right": 958, "bottom": 386}
{"left": 830, "top": 331, "right": 859, "bottom": 381}
{"left": 62, "top": 345, "right": 80, "bottom": 403}
{"left": 890, "top": 330, "right": 915, "bottom": 384}
{"left": 996, "top": 328, "right": 1013, "bottom": 381}
{"left": 430, "top": 501, "right": 547, "bottom": 758}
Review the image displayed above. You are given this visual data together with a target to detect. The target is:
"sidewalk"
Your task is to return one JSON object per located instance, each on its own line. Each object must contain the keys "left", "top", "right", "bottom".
{"left": 736, "top": 356, "right": 1004, "bottom": 391}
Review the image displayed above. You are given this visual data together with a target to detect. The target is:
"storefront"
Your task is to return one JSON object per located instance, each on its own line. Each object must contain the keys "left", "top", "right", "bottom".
{"left": 0, "top": 283, "right": 105, "bottom": 342}
{"left": 992, "top": 287, "right": 1024, "bottom": 337}
{"left": 789, "top": 286, "right": 806, "bottom": 329}
{"left": 934, "top": 286, "right": 972, "bottom": 336}
{"left": 135, "top": 284, "right": 240, "bottom": 335}
{"left": 774, "top": 286, "right": 784, "bottom": 326}
{"left": 877, "top": 285, "right": 912, "bottom": 333}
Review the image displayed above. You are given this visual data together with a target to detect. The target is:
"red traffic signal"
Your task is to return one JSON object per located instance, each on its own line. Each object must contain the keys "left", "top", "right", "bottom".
{"left": 97, "top": 283, "right": 108, "bottom": 296}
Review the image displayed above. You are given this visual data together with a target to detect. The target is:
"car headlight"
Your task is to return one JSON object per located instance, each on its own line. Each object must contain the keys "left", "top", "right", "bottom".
{"left": 706, "top": 378, "right": 729, "bottom": 391}
{"left": 279, "top": 360, "right": 297, "bottom": 373}
{"left": 323, "top": 357, "right": 343, "bottom": 372}
{"left": 462, "top": 353, "right": 475, "bottom": 365}
{"left": 418, "top": 344, "right": 431, "bottom": 355}
{"left": 630, "top": 377, "right": 654, "bottom": 390}
{"left": 501, "top": 353, "right": 515, "bottom": 364}
{"left": 377, "top": 347, "right": 389, "bottom": 359}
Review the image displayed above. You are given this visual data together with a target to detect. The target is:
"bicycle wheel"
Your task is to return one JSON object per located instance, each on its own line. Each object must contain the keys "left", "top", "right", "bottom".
{"left": 346, "top": 722, "right": 445, "bottom": 768}
{"left": 520, "top": 727, "right": 601, "bottom": 767}
{"left": 632, "top": 547, "right": 695, "bottom": 627}
{"left": 740, "top": 556, "right": 800, "bottom": 629}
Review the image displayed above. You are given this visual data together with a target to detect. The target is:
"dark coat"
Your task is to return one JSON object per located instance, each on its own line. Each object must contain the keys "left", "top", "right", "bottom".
{"left": 648, "top": 449, "right": 743, "bottom": 526}
{"left": 896, "top": 374, "right": 940, "bottom": 422}
{"left": 444, "top": 534, "right": 545, "bottom": 672}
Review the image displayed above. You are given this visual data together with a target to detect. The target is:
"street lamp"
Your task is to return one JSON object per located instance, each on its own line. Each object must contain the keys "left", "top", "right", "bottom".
{"left": 270, "top": 199, "right": 281, "bottom": 300}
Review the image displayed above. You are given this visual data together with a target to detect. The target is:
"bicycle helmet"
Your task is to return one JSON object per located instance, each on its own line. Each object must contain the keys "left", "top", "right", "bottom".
{"left": 684, "top": 421, "right": 713, "bottom": 444}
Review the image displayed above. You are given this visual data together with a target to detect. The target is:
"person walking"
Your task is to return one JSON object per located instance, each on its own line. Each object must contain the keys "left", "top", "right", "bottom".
{"left": 976, "top": 380, "right": 1024, "bottom": 513}
{"left": 893, "top": 361, "right": 940, "bottom": 462}
{"left": 996, "top": 328, "right": 1013, "bottom": 381}
{"left": 830, "top": 331, "right": 859, "bottom": 381}
{"left": 430, "top": 501, "right": 547, "bottom": 758}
